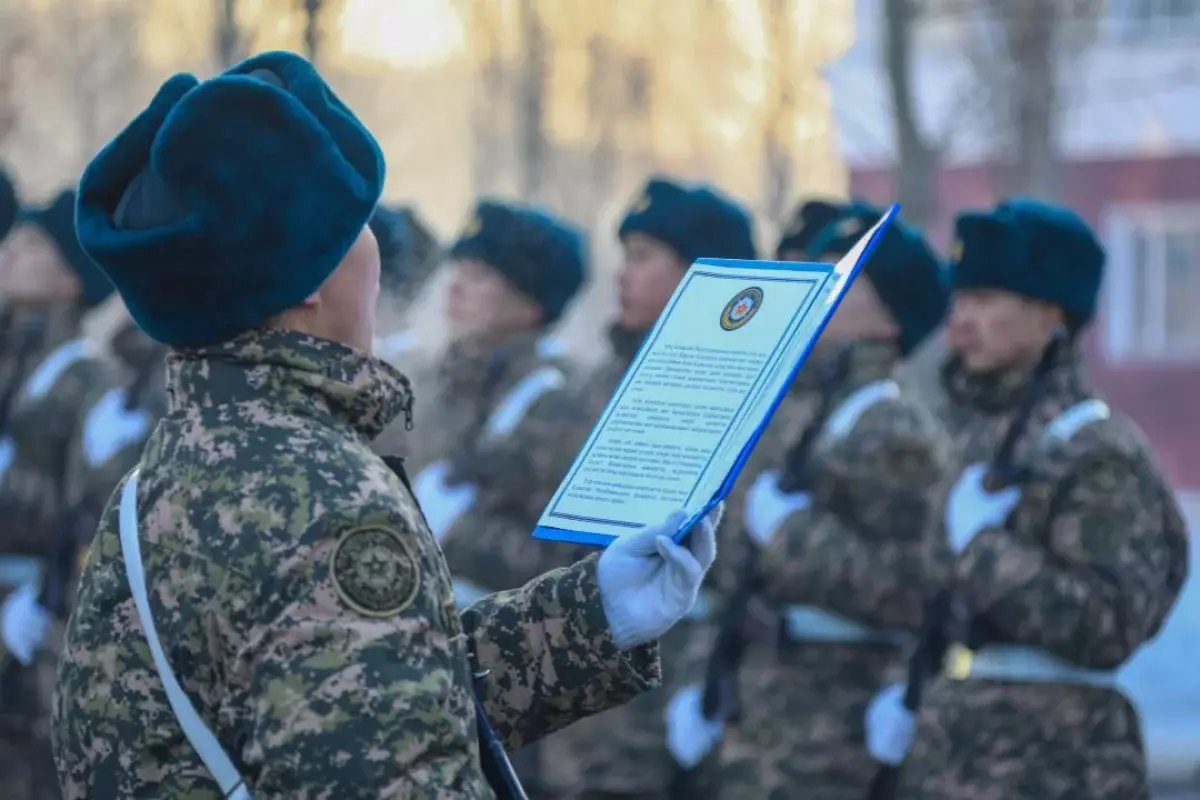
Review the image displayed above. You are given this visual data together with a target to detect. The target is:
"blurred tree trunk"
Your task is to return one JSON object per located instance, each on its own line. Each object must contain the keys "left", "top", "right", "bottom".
{"left": 761, "top": 0, "right": 795, "bottom": 226}
{"left": 882, "top": 0, "right": 938, "bottom": 229}
{"left": 586, "top": 35, "right": 618, "bottom": 228}
{"left": 302, "top": 0, "right": 322, "bottom": 65}
{"left": 215, "top": 0, "right": 241, "bottom": 68}
{"left": 515, "top": 0, "right": 548, "bottom": 203}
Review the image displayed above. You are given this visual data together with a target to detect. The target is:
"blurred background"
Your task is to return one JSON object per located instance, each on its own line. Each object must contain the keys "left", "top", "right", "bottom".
{"left": 0, "top": 0, "right": 1196, "bottom": 794}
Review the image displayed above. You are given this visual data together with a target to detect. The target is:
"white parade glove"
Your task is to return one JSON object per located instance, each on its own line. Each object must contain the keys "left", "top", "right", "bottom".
{"left": 597, "top": 504, "right": 722, "bottom": 650}
{"left": 412, "top": 460, "right": 478, "bottom": 543}
{"left": 666, "top": 682, "right": 725, "bottom": 768}
{"left": 945, "top": 462, "right": 1022, "bottom": 554}
{"left": 865, "top": 683, "right": 916, "bottom": 766}
{"left": 744, "top": 469, "right": 811, "bottom": 546}
{"left": 1, "top": 582, "right": 50, "bottom": 666}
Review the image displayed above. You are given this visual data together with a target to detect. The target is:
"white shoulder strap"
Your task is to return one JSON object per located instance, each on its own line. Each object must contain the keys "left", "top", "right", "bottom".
{"left": 118, "top": 470, "right": 252, "bottom": 800}
{"left": 822, "top": 379, "right": 901, "bottom": 441}
{"left": 482, "top": 365, "right": 566, "bottom": 440}
{"left": 1046, "top": 399, "right": 1111, "bottom": 442}
{"left": 22, "top": 337, "right": 97, "bottom": 401}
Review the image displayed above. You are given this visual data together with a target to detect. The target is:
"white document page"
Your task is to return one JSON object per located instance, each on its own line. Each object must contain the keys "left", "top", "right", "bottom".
{"left": 537, "top": 263, "right": 829, "bottom": 542}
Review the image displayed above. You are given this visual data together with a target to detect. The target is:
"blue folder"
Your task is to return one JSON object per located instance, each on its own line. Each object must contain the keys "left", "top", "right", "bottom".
{"left": 534, "top": 204, "right": 900, "bottom": 547}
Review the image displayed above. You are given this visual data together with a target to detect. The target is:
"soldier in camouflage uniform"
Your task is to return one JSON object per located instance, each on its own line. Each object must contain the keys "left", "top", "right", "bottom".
{"left": 371, "top": 202, "right": 440, "bottom": 365}
{"left": 676, "top": 203, "right": 951, "bottom": 799}
{"left": 52, "top": 52, "right": 723, "bottom": 799}
{"left": 0, "top": 189, "right": 116, "bottom": 800}
{"left": 374, "top": 200, "right": 590, "bottom": 596}
{"left": 886, "top": 200, "right": 1190, "bottom": 799}
{"left": 540, "top": 176, "right": 758, "bottom": 800}
{"left": 66, "top": 317, "right": 168, "bottom": 559}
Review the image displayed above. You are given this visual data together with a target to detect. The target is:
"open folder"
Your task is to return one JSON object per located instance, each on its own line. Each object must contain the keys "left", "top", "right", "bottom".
{"left": 533, "top": 204, "right": 900, "bottom": 546}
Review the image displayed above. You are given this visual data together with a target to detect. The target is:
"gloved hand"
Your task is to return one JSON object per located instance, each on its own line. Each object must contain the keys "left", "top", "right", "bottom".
{"left": 665, "top": 682, "right": 725, "bottom": 768}
{"left": 865, "top": 683, "right": 916, "bottom": 766}
{"left": 412, "top": 460, "right": 478, "bottom": 543}
{"left": 597, "top": 504, "right": 722, "bottom": 650}
{"left": 945, "top": 463, "right": 1022, "bottom": 554}
{"left": 1, "top": 582, "right": 50, "bottom": 666}
{"left": 744, "top": 470, "right": 811, "bottom": 546}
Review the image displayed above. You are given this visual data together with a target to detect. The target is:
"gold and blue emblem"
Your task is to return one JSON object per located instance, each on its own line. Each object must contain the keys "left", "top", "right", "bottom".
{"left": 720, "top": 286, "right": 763, "bottom": 331}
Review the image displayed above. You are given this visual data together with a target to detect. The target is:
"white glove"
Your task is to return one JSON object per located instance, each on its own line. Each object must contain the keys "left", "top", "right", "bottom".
{"left": 1, "top": 582, "right": 50, "bottom": 666}
{"left": 744, "top": 470, "right": 811, "bottom": 546}
{"left": 865, "top": 683, "right": 916, "bottom": 766}
{"left": 597, "top": 505, "right": 722, "bottom": 650}
{"left": 945, "top": 462, "right": 1022, "bottom": 554}
{"left": 666, "top": 682, "right": 725, "bottom": 768}
{"left": 412, "top": 460, "right": 478, "bottom": 543}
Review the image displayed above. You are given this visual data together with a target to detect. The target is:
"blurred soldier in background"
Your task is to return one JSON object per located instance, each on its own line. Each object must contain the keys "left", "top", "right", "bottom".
{"left": 373, "top": 198, "right": 593, "bottom": 793}
{"left": 53, "top": 51, "right": 722, "bottom": 798}
{"left": 680, "top": 203, "right": 952, "bottom": 799}
{"left": 0, "top": 188, "right": 116, "bottom": 800}
{"left": 540, "top": 176, "right": 758, "bottom": 800}
{"left": 890, "top": 200, "right": 1189, "bottom": 799}
{"left": 371, "top": 202, "right": 440, "bottom": 365}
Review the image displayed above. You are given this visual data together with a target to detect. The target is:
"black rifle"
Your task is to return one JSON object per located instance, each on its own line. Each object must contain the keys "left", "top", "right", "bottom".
{"left": 865, "top": 327, "right": 1067, "bottom": 800}
{"left": 383, "top": 455, "right": 527, "bottom": 800}
{"left": 668, "top": 349, "right": 853, "bottom": 797}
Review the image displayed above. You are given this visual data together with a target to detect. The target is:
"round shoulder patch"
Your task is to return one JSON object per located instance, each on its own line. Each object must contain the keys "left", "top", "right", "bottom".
{"left": 330, "top": 527, "right": 421, "bottom": 617}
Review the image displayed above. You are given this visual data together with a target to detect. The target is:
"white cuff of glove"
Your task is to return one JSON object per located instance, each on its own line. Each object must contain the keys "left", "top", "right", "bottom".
{"left": 865, "top": 683, "right": 916, "bottom": 766}
{"left": 666, "top": 682, "right": 725, "bottom": 768}
{"left": 744, "top": 470, "right": 811, "bottom": 546}
{"left": 1, "top": 582, "right": 50, "bottom": 666}
{"left": 597, "top": 504, "right": 722, "bottom": 651}
{"left": 412, "top": 461, "right": 478, "bottom": 543}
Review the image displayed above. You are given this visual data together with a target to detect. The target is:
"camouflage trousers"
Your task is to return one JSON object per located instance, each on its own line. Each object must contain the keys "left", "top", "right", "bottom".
{"left": 714, "top": 640, "right": 903, "bottom": 800}
{"left": 895, "top": 676, "right": 1150, "bottom": 800}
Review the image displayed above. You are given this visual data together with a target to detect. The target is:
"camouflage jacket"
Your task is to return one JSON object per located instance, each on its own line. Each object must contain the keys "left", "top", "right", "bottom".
{"left": 52, "top": 329, "right": 660, "bottom": 800}
{"left": 0, "top": 303, "right": 114, "bottom": 559}
{"left": 938, "top": 346, "right": 1188, "bottom": 670}
{"left": 757, "top": 340, "right": 951, "bottom": 635}
{"left": 67, "top": 321, "right": 169, "bottom": 551}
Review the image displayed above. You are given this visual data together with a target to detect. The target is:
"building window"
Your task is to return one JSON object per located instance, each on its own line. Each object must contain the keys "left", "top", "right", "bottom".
{"left": 1108, "top": 0, "right": 1200, "bottom": 38}
{"left": 1105, "top": 205, "right": 1200, "bottom": 362}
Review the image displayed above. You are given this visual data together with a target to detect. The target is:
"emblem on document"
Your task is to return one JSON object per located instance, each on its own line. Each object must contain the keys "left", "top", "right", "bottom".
{"left": 720, "top": 286, "right": 764, "bottom": 331}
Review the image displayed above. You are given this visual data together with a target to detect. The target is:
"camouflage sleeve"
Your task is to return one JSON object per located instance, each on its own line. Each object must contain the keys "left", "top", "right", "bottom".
{"left": 759, "top": 400, "right": 950, "bottom": 632}
{"left": 241, "top": 514, "right": 488, "bottom": 794}
{"left": 956, "top": 439, "right": 1189, "bottom": 669}
{"left": 461, "top": 553, "right": 662, "bottom": 750}
{"left": 441, "top": 385, "right": 590, "bottom": 590}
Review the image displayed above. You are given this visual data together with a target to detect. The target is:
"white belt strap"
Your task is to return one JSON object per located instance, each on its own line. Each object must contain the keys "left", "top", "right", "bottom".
{"left": 118, "top": 470, "right": 252, "bottom": 800}
{"left": 964, "top": 644, "right": 1116, "bottom": 688}
{"left": 784, "top": 604, "right": 915, "bottom": 647}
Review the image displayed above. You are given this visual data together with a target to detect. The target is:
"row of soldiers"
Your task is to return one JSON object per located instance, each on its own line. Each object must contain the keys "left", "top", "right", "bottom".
{"left": 371, "top": 171, "right": 1191, "bottom": 798}
{"left": 0, "top": 48, "right": 1192, "bottom": 799}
